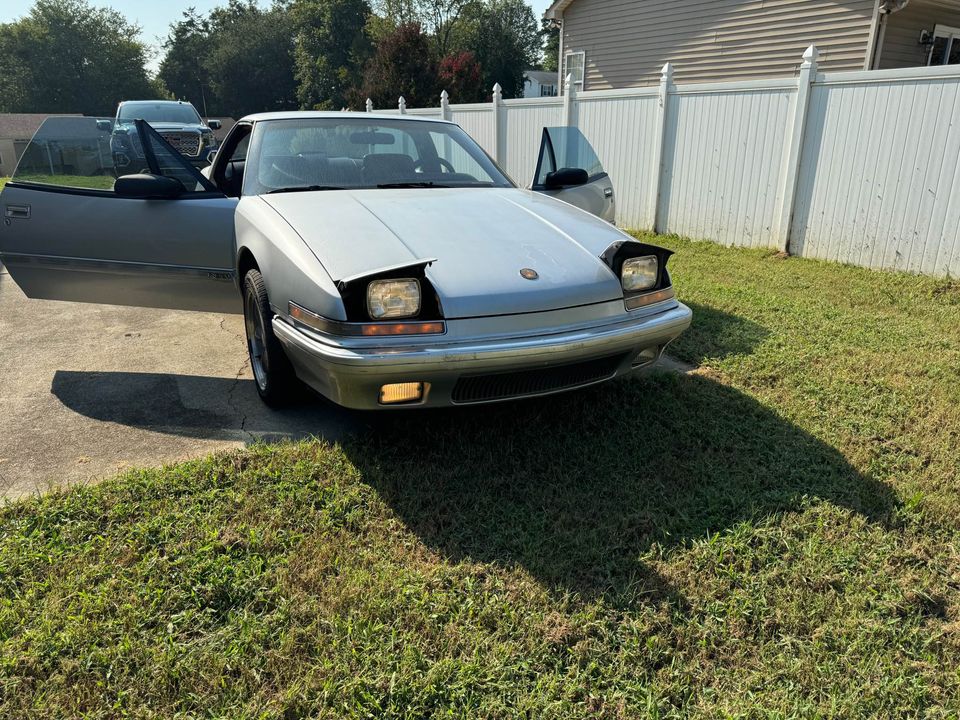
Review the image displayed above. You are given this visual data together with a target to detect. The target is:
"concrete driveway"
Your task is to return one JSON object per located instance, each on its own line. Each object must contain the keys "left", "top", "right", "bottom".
{"left": 0, "top": 263, "right": 364, "bottom": 500}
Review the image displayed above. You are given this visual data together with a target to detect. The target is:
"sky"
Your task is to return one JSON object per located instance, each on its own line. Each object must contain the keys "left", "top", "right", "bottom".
{"left": 1, "top": 0, "right": 554, "bottom": 72}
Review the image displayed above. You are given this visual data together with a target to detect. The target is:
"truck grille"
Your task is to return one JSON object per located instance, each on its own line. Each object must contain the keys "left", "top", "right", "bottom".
{"left": 159, "top": 131, "right": 201, "bottom": 158}
{"left": 451, "top": 353, "right": 627, "bottom": 404}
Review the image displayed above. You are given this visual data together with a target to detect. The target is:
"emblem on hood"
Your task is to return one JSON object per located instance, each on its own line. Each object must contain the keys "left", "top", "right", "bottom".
{"left": 520, "top": 268, "right": 539, "bottom": 280}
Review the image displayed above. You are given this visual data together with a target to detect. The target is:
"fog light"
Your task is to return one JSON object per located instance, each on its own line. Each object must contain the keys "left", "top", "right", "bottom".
{"left": 632, "top": 347, "right": 659, "bottom": 367}
{"left": 379, "top": 382, "right": 424, "bottom": 405}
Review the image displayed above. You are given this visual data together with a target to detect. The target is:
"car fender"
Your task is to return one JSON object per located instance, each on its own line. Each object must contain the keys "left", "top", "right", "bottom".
{"left": 235, "top": 196, "right": 346, "bottom": 321}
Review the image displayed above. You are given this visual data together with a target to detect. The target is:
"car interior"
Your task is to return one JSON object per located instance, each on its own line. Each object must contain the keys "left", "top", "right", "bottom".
{"left": 209, "top": 122, "right": 498, "bottom": 197}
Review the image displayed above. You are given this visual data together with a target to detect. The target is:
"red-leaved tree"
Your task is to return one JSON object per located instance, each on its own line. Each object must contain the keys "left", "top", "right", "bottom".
{"left": 438, "top": 50, "right": 484, "bottom": 104}
{"left": 356, "top": 22, "right": 438, "bottom": 109}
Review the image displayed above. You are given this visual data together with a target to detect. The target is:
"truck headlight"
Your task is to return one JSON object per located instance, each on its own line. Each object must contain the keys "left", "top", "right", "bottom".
{"left": 367, "top": 279, "right": 421, "bottom": 319}
{"left": 621, "top": 256, "right": 659, "bottom": 292}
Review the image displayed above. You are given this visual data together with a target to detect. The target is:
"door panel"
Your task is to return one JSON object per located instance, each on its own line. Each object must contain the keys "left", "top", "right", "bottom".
{"left": 532, "top": 126, "right": 616, "bottom": 223}
{"left": 0, "top": 116, "right": 240, "bottom": 313}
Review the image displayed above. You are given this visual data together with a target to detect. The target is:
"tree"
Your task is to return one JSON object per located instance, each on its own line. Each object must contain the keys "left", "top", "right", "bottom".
{"left": 157, "top": 9, "right": 215, "bottom": 115}
{"left": 456, "top": 0, "right": 540, "bottom": 98}
{"left": 371, "top": 0, "right": 473, "bottom": 57}
{"left": 420, "top": 0, "right": 473, "bottom": 57}
{"left": 358, "top": 22, "right": 438, "bottom": 108}
{"left": 0, "top": 0, "right": 154, "bottom": 115}
{"left": 438, "top": 50, "right": 484, "bottom": 103}
{"left": 292, "top": 0, "right": 372, "bottom": 110}
{"left": 159, "top": 1, "right": 298, "bottom": 118}
{"left": 205, "top": 2, "right": 299, "bottom": 117}
{"left": 540, "top": 18, "right": 559, "bottom": 73}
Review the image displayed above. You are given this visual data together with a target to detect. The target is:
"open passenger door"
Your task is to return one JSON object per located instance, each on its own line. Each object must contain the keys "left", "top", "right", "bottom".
{"left": 532, "top": 127, "right": 615, "bottom": 223}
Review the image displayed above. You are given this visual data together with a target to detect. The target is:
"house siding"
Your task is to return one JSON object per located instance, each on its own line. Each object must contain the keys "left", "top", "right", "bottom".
{"left": 878, "top": 0, "right": 960, "bottom": 69}
{"left": 561, "top": 0, "right": 877, "bottom": 89}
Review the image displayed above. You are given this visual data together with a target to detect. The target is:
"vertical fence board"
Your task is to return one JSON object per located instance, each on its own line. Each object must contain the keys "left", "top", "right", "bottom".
{"left": 502, "top": 100, "right": 563, "bottom": 185}
{"left": 448, "top": 106, "right": 495, "bottom": 157}
{"left": 659, "top": 87, "right": 792, "bottom": 248}
{"left": 577, "top": 94, "right": 658, "bottom": 228}
{"left": 794, "top": 72, "right": 960, "bottom": 275}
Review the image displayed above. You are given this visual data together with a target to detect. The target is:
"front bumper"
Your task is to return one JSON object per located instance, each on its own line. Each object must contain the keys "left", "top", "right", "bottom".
{"left": 272, "top": 301, "right": 692, "bottom": 409}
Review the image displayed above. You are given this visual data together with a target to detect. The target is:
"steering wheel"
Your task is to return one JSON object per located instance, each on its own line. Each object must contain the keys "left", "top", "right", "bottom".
{"left": 414, "top": 158, "right": 456, "bottom": 174}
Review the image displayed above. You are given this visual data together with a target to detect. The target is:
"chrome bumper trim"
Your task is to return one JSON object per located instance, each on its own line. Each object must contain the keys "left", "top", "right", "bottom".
{"left": 271, "top": 302, "right": 692, "bottom": 409}
{"left": 273, "top": 302, "right": 691, "bottom": 371}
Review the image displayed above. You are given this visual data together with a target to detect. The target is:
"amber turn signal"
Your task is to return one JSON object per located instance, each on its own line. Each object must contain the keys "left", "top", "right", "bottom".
{"left": 624, "top": 286, "right": 675, "bottom": 310}
{"left": 379, "top": 382, "right": 425, "bottom": 404}
{"left": 360, "top": 322, "right": 445, "bottom": 336}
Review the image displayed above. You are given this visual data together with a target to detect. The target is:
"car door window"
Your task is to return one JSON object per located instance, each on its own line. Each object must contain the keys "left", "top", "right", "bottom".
{"left": 428, "top": 130, "right": 498, "bottom": 183}
{"left": 533, "top": 127, "right": 605, "bottom": 188}
{"left": 213, "top": 126, "right": 251, "bottom": 197}
{"left": 13, "top": 117, "right": 216, "bottom": 196}
{"left": 12, "top": 116, "right": 118, "bottom": 192}
{"left": 138, "top": 120, "right": 217, "bottom": 194}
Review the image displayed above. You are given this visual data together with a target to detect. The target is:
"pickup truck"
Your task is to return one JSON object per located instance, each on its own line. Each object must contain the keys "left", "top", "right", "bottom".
{"left": 109, "top": 100, "right": 221, "bottom": 173}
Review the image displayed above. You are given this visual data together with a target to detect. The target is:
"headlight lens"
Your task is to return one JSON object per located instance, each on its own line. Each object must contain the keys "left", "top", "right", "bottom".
{"left": 367, "top": 279, "right": 421, "bottom": 319}
{"left": 621, "top": 256, "right": 659, "bottom": 292}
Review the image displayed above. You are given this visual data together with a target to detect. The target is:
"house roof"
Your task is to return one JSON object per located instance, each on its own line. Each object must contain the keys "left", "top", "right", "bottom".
{"left": 0, "top": 113, "right": 81, "bottom": 141}
{"left": 524, "top": 70, "right": 558, "bottom": 84}
{"left": 544, "top": 0, "right": 576, "bottom": 19}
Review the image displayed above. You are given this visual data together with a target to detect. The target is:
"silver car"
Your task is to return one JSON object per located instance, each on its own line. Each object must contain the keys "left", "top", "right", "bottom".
{"left": 0, "top": 112, "right": 691, "bottom": 409}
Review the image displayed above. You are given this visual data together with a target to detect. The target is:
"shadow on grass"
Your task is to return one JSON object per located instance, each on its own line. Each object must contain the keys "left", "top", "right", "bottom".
{"left": 49, "top": 305, "right": 892, "bottom": 608}
{"left": 667, "top": 302, "right": 769, "bottom": 367}
{"left": 347, "top": 371, "right": 897, "bottom": 607}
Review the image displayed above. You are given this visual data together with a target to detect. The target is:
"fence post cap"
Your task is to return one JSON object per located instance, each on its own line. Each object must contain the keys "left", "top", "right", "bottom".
{"left": 365, "top": 98, "right": 373, "bottom": 112}
{"left": 660, "top": 62, "right": 674, "bottom": 78}
{"left": 440, "top": 89, "right": 449, "bottom": 101}
{"left": 802, "top": 45, "right": 819, "bottom": 64}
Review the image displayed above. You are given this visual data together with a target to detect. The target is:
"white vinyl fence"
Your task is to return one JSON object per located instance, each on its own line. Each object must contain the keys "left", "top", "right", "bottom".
{"left": 374, "top": 46, "right": 960, "bottom": 277}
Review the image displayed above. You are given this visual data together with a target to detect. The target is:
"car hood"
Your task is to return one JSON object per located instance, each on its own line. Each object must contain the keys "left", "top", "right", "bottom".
{"left": 261, "top": 188, "right": 630, "bottom": 318}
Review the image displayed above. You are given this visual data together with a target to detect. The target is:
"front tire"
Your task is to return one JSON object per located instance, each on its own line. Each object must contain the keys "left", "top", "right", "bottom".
{"left": 243, "top": 269, "right": 296, "bottom": 406}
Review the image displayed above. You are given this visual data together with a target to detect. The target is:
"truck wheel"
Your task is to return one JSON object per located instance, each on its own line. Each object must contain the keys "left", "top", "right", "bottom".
{"left": 243, "top": 269, "right": 296, "bottom": 406}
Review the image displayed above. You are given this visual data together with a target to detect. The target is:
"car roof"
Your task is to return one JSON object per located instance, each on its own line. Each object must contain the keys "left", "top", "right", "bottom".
{"left": 240, "top": 110, "right": 454, "bottom": 125}
{"left": 120, "top": 100, "right": 196, "bottom": 107}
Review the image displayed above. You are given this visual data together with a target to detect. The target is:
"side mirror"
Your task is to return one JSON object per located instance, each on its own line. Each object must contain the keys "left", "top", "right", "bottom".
{"left": 207, "top": 119, "right": 222, "bottom": 130}
{"left": 206, "top": 149, "right": 218, "bottom": 165}
{"left": 114, "top": 174, "right": 183, "bottom": 200}
{"left": 544, "top": 167, "right": 589, "bottom": 190}
{"left": 96, "top": 120, "right": 113, "bottom": 132}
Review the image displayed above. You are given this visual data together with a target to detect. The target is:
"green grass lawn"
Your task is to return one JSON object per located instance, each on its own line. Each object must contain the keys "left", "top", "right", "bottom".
{"left": 1, "top": 236, "right": 958, "bottom": 718}
{"left": 10, "top": 173, "right": 115, "bottom": 191}
{"left": 0, "top": 177, "right": 8, "bottom": 192}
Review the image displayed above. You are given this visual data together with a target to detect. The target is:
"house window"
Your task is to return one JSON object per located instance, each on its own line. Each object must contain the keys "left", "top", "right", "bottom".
{"left": 928, "top": 24, "right": 960, "bottom": 65}
{"left": 540, "top": 84, "right": 557, "bottom": 97}
{"left": 563, "top": 51, "right": 585, "bottom": 90}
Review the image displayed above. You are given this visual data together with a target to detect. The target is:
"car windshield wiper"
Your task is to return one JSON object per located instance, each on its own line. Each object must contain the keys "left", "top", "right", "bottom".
{"left": 376, "top": 181, "right": 451, "bottom": 189}
{"left": 267, "top": 185, "right": 346, "bottom": 194}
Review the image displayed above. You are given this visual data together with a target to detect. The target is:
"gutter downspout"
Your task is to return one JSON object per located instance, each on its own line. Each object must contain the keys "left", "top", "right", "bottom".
{"left": 557, "top": 18, "right": 564, "bottom": 96}
{"left": 864, "top": 1, "right": 883, "bottom": 69}
{"left": 870, "top": 0, "right": 911, "bottom": 69}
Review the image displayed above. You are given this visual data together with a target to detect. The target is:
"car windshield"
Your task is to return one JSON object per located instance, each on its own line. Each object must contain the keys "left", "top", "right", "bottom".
{"left": 118, "top": 103, "right": 201, "bottom": 124}
{"left": 243, "top": 117, "right": 513, "bottom": 195}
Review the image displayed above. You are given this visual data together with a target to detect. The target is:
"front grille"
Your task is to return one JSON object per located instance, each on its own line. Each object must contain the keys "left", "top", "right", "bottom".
{"left": 159, "top": 131, "right": 201, "bottom": 158}
{"left": 451, "top": 353, "right": 627, "bottom": 404}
